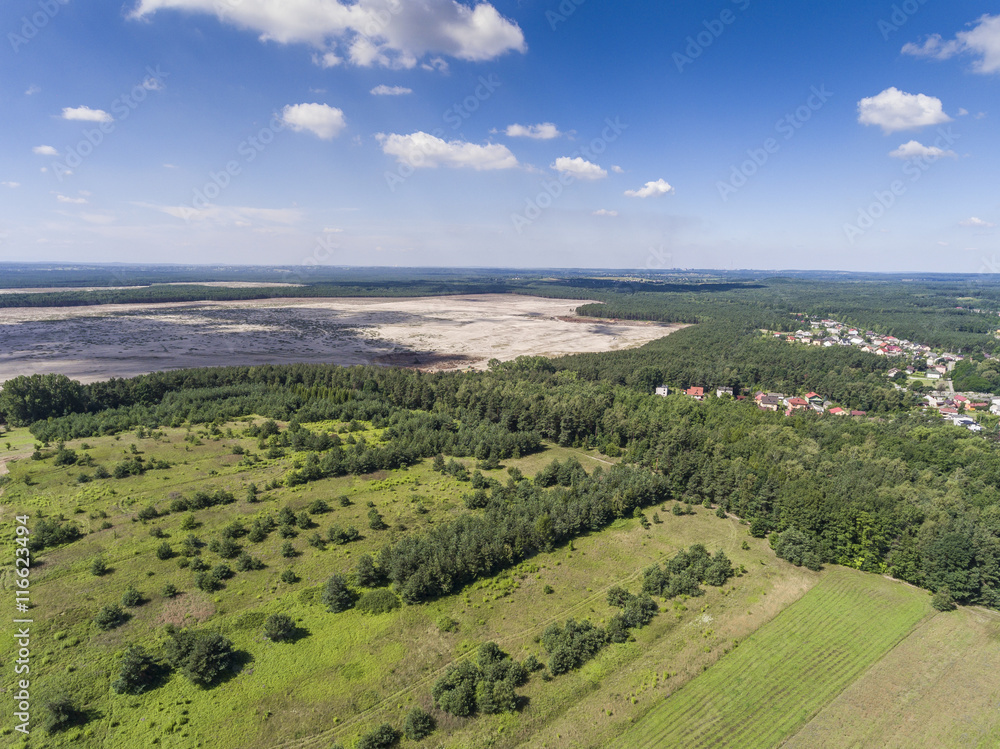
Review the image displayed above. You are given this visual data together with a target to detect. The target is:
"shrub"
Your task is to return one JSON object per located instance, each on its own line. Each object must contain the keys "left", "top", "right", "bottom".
{"left": 263, "top": 613, "right": 296, "bottom": 642}
{"left": 308, "top": 499, "right": 330, "bottom": 514}
{"left": 164, "top": 628, "right": 236, "bottom": 687}
{"left": 322, "top": 574, "right": 354, "bottom": 613}
{"left": 932, "top": 587, "right": 957, "bottom": 611}
{"left": 121, "top": 586, "right": 144, "bottom": 607}
{"left": 281, "top": 541, "right": 297, "bottom": 558}
{"left": 403, "top": 707, "right": 435, "bottom": 741}
{"left": 235, "top": 551, "right": 264, "bottom": 572}
{"left": 356, "top": 589, "right": 401, "bottom": 615}
{"left": 771, "top": 527, "right": 822, "bottom": 571}
{"left": 95, "top": 603, "right": 128, "bottom": 630}
{"left": 217, "top": 537, "right": 241, "bottom": 559}
{"left": 41, "top": 693, "right": 82, "bottom": 733}
{"left": 161, "top": 583, "right": 179, "bottom": 598}
{"left": 90, "top": 556, "right": 109, "bottom": 576}
{"left": 149, "top": 525, "right": 165, "bottom": 538}
{"left": 111, "top": 645, "right": 159, "bottom": 695}
{"left": 280, "top": 568, "right": 298, "bottom": 584}
{"left": 368, "top": 508, "right": 387, "bottom": 531}
{"left": 156, "top": 542, "right": 174, "bottom": 560}
{"left": 194, "top": 571, "right": 220, "bottom": 592}
{"left": 357, "top": 723, "right": 400, "bottom": 749}
{"left": 437, "top": 616, "right": 459, "bottom": 633}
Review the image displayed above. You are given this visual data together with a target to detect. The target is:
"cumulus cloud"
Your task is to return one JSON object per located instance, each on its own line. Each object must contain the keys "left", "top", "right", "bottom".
{"left": 960, "top": 217, "right": 996, "bottom": 228}
{"left": 625, "top": 179, "right": 674, "bottom": 198}
{"left": 370, "top": 84, "right": 412, "bottom": 96}
{"left": 857, "top": 88, "right": 951, "bottom": 133}
{"left": 129, "top": 0, "right": 526, "bottom": 69}
{"left": 33, "top": 145, "right": 58, "bottom": 156}
{"left": 902, "top": 14, "right": 1000, "bottom": 74}
{"left": 593, "top": 209, "right": 618, "bottom": 217}
{"left": 56, "top": 194, "right": 88, "bottom": 204}
{"left": 62, "top": 106, "right": 114, "bottom": 123}
{"left": 3, "top": 181, "right": 20, "bottom": 188}
{"left": 25, "top": 85, "right": 40, "bottom": 95}
{"left": 551, "top": 156, "right": 607, "bottom": 180}
{"left": 505, "top": 123, "right": 561, "bottom": 139}
{"left": 888, "top": 140, "right": 958, "bottom": 160}
{"left": 281, "top": 103, "right": 346, "bottom": 139}
{"left": 611, "top": 165, "right": 624, "bottom": 174}
{"left": 377, "top": 131, "right": 517, "bottom": 170}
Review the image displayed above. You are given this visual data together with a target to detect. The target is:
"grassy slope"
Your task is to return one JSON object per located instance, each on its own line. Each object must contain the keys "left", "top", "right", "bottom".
{"left": 782, "top": 606, "right": 1000, "bottom": 749}
{"left": 0, "top": 421, "right": 818, "bottom": 749}
{"left": 616, "top": 567, "right": 933, "bottom": 749}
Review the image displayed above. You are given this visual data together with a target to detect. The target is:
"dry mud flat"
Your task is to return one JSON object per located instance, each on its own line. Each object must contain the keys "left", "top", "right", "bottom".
{"left": 0, "top": 294, "right": 682, "bottom": 383}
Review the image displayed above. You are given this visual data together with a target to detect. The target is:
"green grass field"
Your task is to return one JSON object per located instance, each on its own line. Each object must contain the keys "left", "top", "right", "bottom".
{"left": 615, "top": 567, "right": 933, "bottom": 749}
{"left": 783, "top": 606, "right": 1000, "bottom": 749}
{"left": 1, "top": 420, "right": 817, "bottom": 748}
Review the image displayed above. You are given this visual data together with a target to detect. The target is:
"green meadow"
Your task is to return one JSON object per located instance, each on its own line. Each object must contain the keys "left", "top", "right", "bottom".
{"left": 0, "top": 418, "right": 822, "bottom": 748}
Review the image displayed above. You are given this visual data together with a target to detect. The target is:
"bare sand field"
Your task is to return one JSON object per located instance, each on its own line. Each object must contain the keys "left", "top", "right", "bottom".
{"left": 0, "top": 294, "right": 682, "bottom": 383}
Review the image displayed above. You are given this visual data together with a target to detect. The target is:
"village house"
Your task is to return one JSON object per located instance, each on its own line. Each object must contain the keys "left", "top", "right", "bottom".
{"left": 758, "top": 394, "right": 782, "bottom": 411}
{"left": 655, "top": 386, "right": 669, "bottom": 397}
{"left": 685, "top": 386, "right": 704, "bottom": 401}
{"left": 716, "top": 387, "right": 734, "bottom": 398}
{"left": 828, "top": 407, "right": 847, "bottom": 416}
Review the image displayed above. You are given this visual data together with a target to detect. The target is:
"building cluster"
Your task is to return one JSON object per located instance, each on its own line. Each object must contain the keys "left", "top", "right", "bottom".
{"left": 922, "top": 391, "right": 997, "bottom": 432}
{"left": 778, "top": 318, "right": 964, "bottom": 379}
{"left": 655, "top": 385, "right": 863, "bottom": 417}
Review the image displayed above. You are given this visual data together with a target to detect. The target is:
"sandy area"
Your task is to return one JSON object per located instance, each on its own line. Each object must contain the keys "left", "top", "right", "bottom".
{"left": 0, "top": 295, "right": 682, "bottom": 384}
{"left": 0, "top": 282, "right": 302, "bottom": 295}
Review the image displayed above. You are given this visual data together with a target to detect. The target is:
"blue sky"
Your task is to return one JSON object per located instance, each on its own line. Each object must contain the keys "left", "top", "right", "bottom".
{"left": 1, "top": 0, "right": 998, "bottom": 272}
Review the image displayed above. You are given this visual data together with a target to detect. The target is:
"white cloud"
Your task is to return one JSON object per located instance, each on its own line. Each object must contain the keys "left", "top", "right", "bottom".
{"left": 280, "top": 103, "right": 346, "bottom": 139}
{"left": 593, "top": 209, "right": 618, "bottom": 217}
{"left": 313, "top": 51, "right": 343, "bottom": 68}
{"left": 611, "top": 165, "right": 624, "bottom": 174}
{"left": 888, "top": 140, "right": 958, "bottom": 160}
{"left": 139, "top": 202, "right": 303, "bottom": 225}
{"left": 2, "top": 181, "right": 20, "bottom": 188}
{"left": 625, "top": 179, "right": 675, "bottom": 198}
{"left": 25, "top": 85, "right": 40, "bottom": 96}
{"left": 61, "top": 105, "right": 114, "bottom": 123}
{"left": 370, "top": 84, "right": 412, "bottom": 96}
{"left": 902, "top": 14, "right": 1000, "bottom": 74}
{"left": 551, "top": 156, "right": 607, "bottom": 180}
{"left": 960, "top": 217, "right": 996, "bottom": 228}
{"left": 377, "top": 131, "right": 517, "bottom": 170}
{"left": 163, "top": 163, "right": 178, "bottom": 169}
{"left": 867, "top": 96, "right": 952, "bottom": 135}
{"left": 958, "top": 107, "right": 969, "bottom": 116}
{"left": 505, "top": 123, "right": 561, "bottom": 140}
{"left": 129, "top": 0, "right": 525, "bottom": 69}
{"left": 32, "top": 145, "right": 58, "bottom": 156}
{"left": 56, "top": 194, "right": 88, "bottom": 204}
{"left": 857, "top": 88, "right": 951, "bottom": 133}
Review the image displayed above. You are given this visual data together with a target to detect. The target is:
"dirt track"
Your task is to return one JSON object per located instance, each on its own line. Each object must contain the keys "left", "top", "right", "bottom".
{"left": 0, "top": 295, "right": 683, "bottom": 383}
